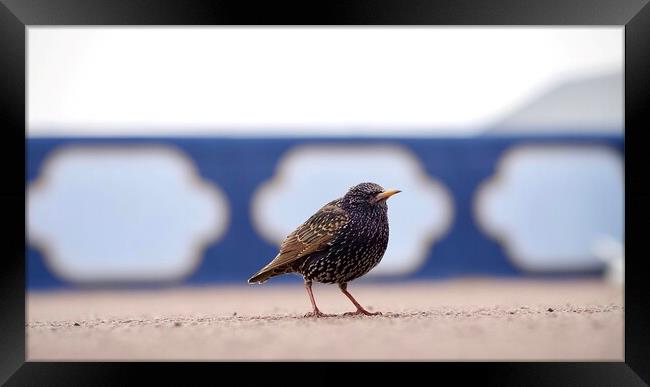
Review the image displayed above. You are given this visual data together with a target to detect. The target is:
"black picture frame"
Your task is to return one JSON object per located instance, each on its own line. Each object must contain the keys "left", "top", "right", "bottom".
{"left": 2, "top": 0, "right": 649, "bottom": 385}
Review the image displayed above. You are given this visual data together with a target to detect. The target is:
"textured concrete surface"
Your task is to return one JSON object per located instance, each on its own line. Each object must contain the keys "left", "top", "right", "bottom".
{"left": 26, "top": 279, "right": 623, "bottom": 360}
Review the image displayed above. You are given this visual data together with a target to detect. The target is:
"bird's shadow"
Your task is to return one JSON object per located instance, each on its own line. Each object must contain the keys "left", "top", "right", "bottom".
{"left": 237, "top": 311, "right": 419, "bottom": 322}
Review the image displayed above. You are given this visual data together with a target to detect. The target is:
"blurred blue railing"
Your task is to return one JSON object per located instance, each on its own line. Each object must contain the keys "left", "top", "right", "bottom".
{"left": 26, "top": 135, "right": 623, "bottom": 289}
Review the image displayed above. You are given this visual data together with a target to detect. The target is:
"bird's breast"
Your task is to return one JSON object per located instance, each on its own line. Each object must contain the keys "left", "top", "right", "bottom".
{"left": 338, "top": 213, "right": 389, "bottom": 262}
{"left": 300, "top": 208, "right": 390, "bottom": 284}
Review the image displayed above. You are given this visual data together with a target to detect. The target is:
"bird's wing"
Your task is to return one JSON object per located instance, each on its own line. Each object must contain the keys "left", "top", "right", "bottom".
{"left": 255, "top": 200, "right": 349, "bottom": 275}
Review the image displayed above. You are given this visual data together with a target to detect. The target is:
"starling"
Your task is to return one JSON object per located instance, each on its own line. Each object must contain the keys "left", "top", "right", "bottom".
{"left": 248, "top": 182, "right": 400, "bottom": 317}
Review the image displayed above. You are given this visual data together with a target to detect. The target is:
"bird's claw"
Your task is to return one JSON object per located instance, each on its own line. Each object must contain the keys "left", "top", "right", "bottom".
{"left": 343, "top": 309, "right": 383, "bottom": 317}
{"left": 304, "top": 311, "right": 334, "bottom": 318}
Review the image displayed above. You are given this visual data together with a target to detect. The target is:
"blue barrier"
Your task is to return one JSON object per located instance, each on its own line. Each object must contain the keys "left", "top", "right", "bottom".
{"left": 26, "top": 135, "right": 623, "bottom": 289}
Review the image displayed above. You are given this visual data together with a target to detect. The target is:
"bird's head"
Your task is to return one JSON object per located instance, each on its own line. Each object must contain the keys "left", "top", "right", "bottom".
{"left": 343, "top": 182, "right": 401, "bottom": 210}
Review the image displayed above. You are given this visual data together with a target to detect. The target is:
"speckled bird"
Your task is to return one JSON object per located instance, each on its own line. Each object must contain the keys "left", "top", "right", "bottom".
{"left": 248, "top": 182, "right": 400, "bottom": 317}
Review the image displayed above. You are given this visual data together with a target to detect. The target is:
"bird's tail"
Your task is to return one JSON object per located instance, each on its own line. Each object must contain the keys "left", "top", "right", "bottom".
{"left": 248, "top": 252, "right": 292, "bottom": 284}
{"left": 248, "top": 259, "right": 290, "bottom": 284}
{"left": 247, "top": 269, "right": 274, "bottom": 284}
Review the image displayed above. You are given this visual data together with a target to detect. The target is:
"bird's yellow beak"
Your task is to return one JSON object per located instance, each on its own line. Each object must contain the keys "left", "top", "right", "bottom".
{"left": 375, "top": 189, "right": 401, "bottom": 202}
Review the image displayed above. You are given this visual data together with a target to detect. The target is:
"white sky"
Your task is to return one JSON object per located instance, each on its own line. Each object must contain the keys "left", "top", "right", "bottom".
{"left": 27, "top": 27, "right": 622, "bottom": 137}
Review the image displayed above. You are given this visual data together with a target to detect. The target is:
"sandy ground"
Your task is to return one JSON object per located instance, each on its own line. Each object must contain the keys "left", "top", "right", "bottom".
{"left": 26, "top": 279, "right": 623, "bottom": 361}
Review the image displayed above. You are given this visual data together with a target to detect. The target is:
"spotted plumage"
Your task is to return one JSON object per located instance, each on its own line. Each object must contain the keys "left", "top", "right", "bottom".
{"left": 248, "top": 182, "right": 400, "bottom": 317}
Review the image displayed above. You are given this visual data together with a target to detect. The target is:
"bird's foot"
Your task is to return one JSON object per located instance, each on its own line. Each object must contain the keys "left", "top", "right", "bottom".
{"left": 343, "top": 309, "right": 382, "bottom": 317}
{"left": 304, "top": 310, "right": 334, "bottom": 318}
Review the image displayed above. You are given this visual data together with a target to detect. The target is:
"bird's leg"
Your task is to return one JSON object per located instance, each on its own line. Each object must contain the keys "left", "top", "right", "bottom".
{"left": 303, "top": 279, "right": 332, "bottom": 318}
{"left": 339, "top": 283, "right": 382, "bottom": 316}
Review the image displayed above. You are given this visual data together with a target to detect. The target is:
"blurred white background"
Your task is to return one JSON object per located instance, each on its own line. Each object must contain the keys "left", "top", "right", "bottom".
{"left": 28, "top": 27, "right": 622, "bottom": 137}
